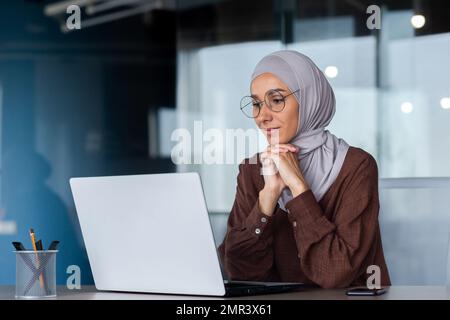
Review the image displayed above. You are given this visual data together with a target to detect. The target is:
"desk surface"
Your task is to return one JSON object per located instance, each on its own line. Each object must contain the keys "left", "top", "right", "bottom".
{"left": 1, "top": 286, "right": 450, "bottom": 300}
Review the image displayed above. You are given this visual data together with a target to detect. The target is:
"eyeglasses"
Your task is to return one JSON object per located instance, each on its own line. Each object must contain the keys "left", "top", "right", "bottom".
{"left": 240, "top": 89, "right": 299, "bottom": 118}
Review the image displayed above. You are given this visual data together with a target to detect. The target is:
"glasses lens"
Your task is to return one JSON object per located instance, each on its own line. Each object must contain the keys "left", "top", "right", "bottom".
{"left": 240, "top": 96, "right": 259, "bottom": 118}
{"left": 266, "top": 91, "right": 285, "bottom": 112}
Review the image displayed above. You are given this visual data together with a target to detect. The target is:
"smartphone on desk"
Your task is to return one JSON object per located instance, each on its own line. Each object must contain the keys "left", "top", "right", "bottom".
{"left": 346, "top": 287, "right": 386, "bottom": 296}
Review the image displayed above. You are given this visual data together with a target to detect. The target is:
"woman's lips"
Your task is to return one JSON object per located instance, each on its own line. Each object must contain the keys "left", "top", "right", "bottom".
{"left": 265, "top": 128, "right": 280, "bottom": 136}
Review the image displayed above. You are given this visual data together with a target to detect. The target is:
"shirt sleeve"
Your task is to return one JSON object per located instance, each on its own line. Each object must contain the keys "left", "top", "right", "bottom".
{"left": 218, "top": 162, "right": 279, "bottom": 281}
{"left": 285, "top": 155, "right": 383, "bottom": 288}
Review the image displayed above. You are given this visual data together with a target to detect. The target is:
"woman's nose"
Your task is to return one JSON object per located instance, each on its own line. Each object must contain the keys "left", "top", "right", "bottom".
{"left": 257, "top": 103, "right": 273, "bottom": 121}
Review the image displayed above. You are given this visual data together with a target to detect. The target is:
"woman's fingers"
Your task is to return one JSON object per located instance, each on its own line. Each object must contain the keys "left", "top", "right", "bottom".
{"left": 260, "top": 152, "right": 275, "bottom": 165}
{"left": 270, "top": 149, "right": 301, "bottom": 169}
{"left": 262, "top": 158, "right": 273, "bottom": 167}
{"left": 267, "top": 144, "right": 299, "bottom": 153}
{"left": 260, "top": 151, "right": 271, "bottom": 162}
{"left": 268, "top": 147, "right": 289, "bottom": 153}
{"left": 284, "top": 151, "right": 300, "bottom": 168}
{"left": 263, "top": 147, "right": 299, "bottom": 170}
{"left": 281, "top": 143, "right": 299, "bottom": 152}
{"left": 260, "top": 152, "right": 279, "bottom": 176}
{"left": 266, "top": 151, "right": 282, "bottom": 168}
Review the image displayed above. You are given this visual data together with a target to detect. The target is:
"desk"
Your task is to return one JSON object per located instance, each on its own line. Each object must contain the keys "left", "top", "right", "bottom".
{"left": 0, "top": 286, "right": 449, "bottom": 300}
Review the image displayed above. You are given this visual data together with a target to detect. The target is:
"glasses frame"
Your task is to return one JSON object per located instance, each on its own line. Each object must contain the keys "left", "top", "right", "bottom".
{"left": 240, "top": 89, "right": 300, "bottom": 118}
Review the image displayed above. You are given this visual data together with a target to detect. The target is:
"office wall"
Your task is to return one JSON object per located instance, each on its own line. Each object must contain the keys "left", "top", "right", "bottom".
{"left": 0, "top": 2, "right": 176, "bottom": 284}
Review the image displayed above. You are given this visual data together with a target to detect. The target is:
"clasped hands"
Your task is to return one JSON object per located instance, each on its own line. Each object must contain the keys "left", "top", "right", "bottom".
{"left": 258, "top": 144, "right": 310, "bottom": 216}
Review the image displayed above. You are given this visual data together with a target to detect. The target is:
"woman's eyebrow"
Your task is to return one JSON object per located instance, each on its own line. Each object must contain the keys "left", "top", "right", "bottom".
{"left": 250, "top": 88, "right": 287, "bottom": 99}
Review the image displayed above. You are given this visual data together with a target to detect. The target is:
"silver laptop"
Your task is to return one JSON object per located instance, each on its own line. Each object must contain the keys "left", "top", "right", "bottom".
{"left": 70, "top": 172, "right": 306, "bottom": 297}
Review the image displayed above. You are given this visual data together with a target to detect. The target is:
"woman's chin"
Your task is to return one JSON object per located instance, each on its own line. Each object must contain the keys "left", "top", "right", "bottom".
{"left": 266, "top": 135, "right": 287, "bottom": 145}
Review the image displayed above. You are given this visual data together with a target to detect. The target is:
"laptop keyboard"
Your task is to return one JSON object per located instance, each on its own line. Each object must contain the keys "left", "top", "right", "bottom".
{"left": 225, "top": 282, "right": 267, "bottom": 288}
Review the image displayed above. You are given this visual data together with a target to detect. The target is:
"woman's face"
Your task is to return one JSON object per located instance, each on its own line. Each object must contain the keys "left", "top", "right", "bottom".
{"left": 251, "top": 73, "right": 299, "bottom": 144}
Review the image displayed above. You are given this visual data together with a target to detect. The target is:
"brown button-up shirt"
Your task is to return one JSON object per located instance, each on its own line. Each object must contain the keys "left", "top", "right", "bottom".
{"left": 218, "top": 146, "right": 391, "bottom": 289}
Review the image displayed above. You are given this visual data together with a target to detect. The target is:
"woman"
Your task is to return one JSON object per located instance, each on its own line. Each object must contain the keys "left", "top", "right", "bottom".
{"left": 218, "top": 50, "right": 391, "bottom": 289}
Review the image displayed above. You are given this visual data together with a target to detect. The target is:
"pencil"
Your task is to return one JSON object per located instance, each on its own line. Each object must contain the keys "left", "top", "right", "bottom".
{"left": 29, "top": 228, "right": 45, "bottom": 289}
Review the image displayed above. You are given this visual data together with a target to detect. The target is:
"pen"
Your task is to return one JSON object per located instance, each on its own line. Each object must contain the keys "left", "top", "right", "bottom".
{"left": 29, "top": 228, "right": 45, "bottom": 289}
{"left": 48, "top": 241, "right": 60, "bottom": 250}
{"left": 36, "top": 239, "right": 43, "bottom": 251}
{"left": 12, "top": 242, "right": 26, "bottom": 251}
